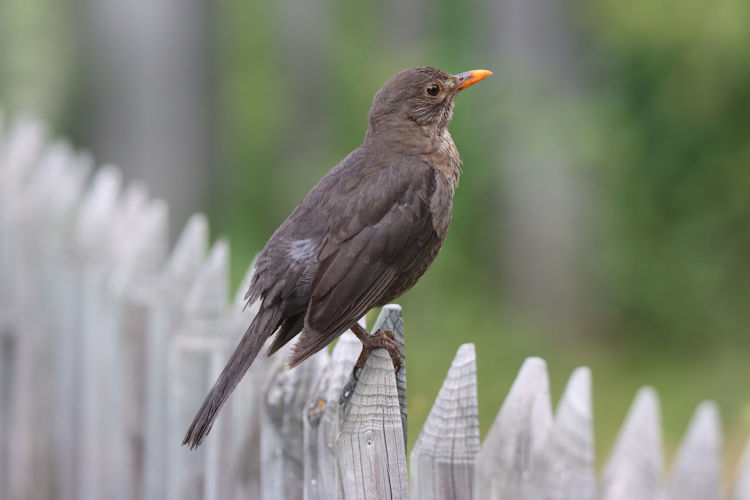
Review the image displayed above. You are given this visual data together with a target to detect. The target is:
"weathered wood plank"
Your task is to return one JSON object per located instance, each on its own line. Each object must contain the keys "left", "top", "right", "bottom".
{"left": 109, "top": 193, "right": 169, "bottom": 500}
{"left": 372, "top": 305, "right": 407, "bottom": 445}
{"left": 303, "top": 326, "right": 362, "bottom": 500}
{"left": 217, "top": 260, "right": 270, "bottom": 500}
{"left": 261, "top": 344, "right": 329, "bottom": 500}
{"left": 43, "top": 148, "right": 92, "bottom": 500}
{"left": 167, "top": 239, "right": 229, "bottom": 500}
{"left": 532, "top": 366, "right": 595, "bottom": 500}
{"left": 599, "top": 387, "right": 663, "bottom": 500}
{"left": 3, "top": 141, "right": 62, "bottom": 500}
{"left": 475, "top": 356, "right": 553, "bottom": 500}
{"left": 663, "top": 401, "right": 721, "bottom": 500}
{"left": 142, "top": 213, "right": 208, "bottom": 500}
{"left": 410, "top": 343, "right": 480, "bottom": 500}
{"left": 1, "top": 130, "right": 64, "bottom": 500}
{"left": 164, "top": 214, "right": 211, "bottom": 285}
{"left": 74, "top": 165, "right": 124, "bottom": 500}
{"left": 336, "top": 346, "right": 409, "bottom": 500}
{"left": 99, "top": 182, "right": 152, "bottom": 500}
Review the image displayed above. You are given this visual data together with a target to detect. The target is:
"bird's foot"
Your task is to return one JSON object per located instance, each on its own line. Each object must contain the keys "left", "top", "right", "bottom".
{"left": 350, "top": 323, "right": 402, "bottom": 380}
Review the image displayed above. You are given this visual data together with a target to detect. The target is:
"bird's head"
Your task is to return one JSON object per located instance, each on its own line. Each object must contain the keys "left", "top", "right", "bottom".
{"left": 367, "top": 66, "right": 492, "bottom": 139}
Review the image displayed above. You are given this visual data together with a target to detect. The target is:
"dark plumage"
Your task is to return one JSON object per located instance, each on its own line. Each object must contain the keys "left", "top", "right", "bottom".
{"left": 183, "top": 66, "right": 492, "bottom": 448}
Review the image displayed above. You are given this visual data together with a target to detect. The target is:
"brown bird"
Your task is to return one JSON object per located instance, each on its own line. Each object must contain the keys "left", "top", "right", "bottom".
{"left": 183, "top": 66, "right": 492, "bottom": 448}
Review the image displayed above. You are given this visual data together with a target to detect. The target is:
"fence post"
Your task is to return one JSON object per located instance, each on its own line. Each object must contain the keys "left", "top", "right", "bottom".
{"left": 5, "top": 139, "right": 92, "bottom": 500}
{"left": 335, "top": 319, "right": 409, "bottom": 500}
{"left": 166, "top": 239, "right": 229, "bottom": 500}
{"left": 142, "top": 214, "right": 208, "bottom": 500}
{"left": 532, "top": 366, "right": 595, "bottom": 500}
{"left": 110, "top": 191, "right": 169, "bottom": 500}
{"left": 372, "top": 305, "right": 407, "bottom": 444}
{"left": 0, "top": 118, "right": 47, "bottom": 500}
{"left": 599, "top": 387, "right": 663, "bottom": 500}
{"left": 4, "top": 139, "right": 74, "bottom": 500}
{"left": 474, "top": 357, "right": 553, "bottom": 499}
{"left": 410, "top": 343, "right": 480, "bottom": 500}
{"left": 261, "top": 342, "right": 329, "bottom": 499}
{"left": 303, "top": 326, "right": 362, "bottom": 500}
{"left": 74, "top": 165, "right": 124, "bottom": 500}
{"left": 41, "top": 146, "right": 92, "bottom": 500}
{"left": 100, "top": 182, "right": 153, "bottom": 500}
{"left": 215, "top": 261, "right": 269, "bottom": 500}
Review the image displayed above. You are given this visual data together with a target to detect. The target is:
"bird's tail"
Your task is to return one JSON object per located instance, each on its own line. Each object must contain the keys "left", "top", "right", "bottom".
{"left": 182, "top": 307, "right": 280, "bottom": 448}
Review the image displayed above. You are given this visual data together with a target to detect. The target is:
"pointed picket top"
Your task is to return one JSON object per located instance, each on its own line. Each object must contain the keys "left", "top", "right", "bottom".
{"left": 30, "top": 147, "right": 92, "bottom": 231}
{"left": 113, "top": 181, "right": 150, "bottom": 239}
{"left": 109, "top": 182, "right": 151, "bottom": 290}
{"left": 600, "top": 387, "right": 663, "bottom": 500}
{"left": 664, "top": 401, "right": 721, "bottom": 500}
{"left": 336, "top": 344, "right": 409, "bottom": 500}
{"left": 19, "top": 141, "right": 72, "bottom": 218}
{"left": 163, "top": 213, "right": 209, "bottom": 300}
{"left": 112, "top": 197, "right": 169, "bottom": 299}
{"left": 46, "top": 147, "right": 92, "bottom": 227}
{"left": 533, "top": 366, "right": 595, "bottom": 500}
{"left": 139, "top": 199, "right": 169, "bottom": 273}
{"left": 475, "top": 356, "right": 553, "bottom": 499}
{"left": 73, "top": 165, "right": 123, "bottom": 262}
{"left": 731, "top": 434, "right": 750, "bottom": 500}
{"left": 184, "top": 238, "right": 229, "bottom": 323}
{"left": 4, "top": 142, "right": 79, "bottom": 247}
{"left": 34, "top": 146, "right": 92, "bottom": 236}
{"left": 0, "top": 116, "right": 46, "bottom": 191}
{"left": 411, "top": 343, "right": 479, "bottom": 500}
{"left": 374, "top": 303, "right": 404, "bottom": 344}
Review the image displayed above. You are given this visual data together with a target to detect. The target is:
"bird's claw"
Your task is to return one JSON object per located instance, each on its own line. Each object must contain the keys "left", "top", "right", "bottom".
{"left": 351, "top": 324, "right": 403, "bottom": 377}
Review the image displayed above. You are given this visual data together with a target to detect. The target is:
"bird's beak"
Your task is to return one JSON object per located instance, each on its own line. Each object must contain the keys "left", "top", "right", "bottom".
{"left": 454, "top": 69, "right": 493, "bottom": 91}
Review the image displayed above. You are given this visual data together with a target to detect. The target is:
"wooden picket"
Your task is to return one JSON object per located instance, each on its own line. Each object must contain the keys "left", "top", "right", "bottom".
{"left": 3, "top": 115, "right": 750, "bottom": 500}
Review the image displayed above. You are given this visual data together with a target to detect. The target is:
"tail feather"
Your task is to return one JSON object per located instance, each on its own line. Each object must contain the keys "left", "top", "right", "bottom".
{"left": 182, "top": 307, "right": 280, "bottom": 448}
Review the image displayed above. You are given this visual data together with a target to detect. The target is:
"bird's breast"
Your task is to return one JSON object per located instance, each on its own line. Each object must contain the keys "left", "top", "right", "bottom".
{"left": 429, "top": 169, "right": 456, "bottom": 239}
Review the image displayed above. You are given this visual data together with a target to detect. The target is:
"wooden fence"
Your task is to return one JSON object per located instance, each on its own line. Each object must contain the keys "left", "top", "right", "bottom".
{"left": 1, "top": 115, "right": 750, "bottom": 500}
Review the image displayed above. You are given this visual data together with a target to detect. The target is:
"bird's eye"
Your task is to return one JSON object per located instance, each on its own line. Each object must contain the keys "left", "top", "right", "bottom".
{"left": 425, "top": 83, "right": 441, "bottom": 97}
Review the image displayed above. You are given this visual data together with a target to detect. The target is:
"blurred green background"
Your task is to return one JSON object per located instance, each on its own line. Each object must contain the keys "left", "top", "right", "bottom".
{"left": 3, "top": 0, "right": 750, "bottom": 473}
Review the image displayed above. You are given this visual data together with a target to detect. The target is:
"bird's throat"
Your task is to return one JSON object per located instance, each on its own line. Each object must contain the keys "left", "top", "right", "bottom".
{"left": 422, "top": 130, "right": 461, "bottom": 189}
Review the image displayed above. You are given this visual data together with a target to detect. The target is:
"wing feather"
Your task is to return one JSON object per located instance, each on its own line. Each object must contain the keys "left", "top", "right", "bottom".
{"left": 288, "top": 160, "right": 439, "bottom": 366}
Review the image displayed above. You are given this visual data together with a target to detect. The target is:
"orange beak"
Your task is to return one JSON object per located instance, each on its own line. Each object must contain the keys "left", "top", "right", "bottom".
{"left": 454, "top": 69, "right": 493, "bottom": 90}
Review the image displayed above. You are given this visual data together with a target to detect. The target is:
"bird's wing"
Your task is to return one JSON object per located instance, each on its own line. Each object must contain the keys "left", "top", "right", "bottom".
{"left": 288, "top": 160, "right": 438, "bottom": 365}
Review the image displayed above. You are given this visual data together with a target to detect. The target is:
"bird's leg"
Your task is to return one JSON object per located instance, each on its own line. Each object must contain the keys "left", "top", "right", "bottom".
{"left": 350, "top": 322, "right": 402, "bottom": 379}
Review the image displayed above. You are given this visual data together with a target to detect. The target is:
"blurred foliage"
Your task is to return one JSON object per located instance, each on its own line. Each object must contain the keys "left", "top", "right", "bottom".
{"left": 0, "top": 0, "right": 76, "bottom": 123}
{"left": 584, "top": 0, "right": 750, "bottom": 344}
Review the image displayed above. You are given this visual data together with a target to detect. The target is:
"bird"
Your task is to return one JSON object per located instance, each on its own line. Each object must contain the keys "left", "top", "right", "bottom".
{"left": 183, "top": 66, "right": 492, "bottom": 448}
